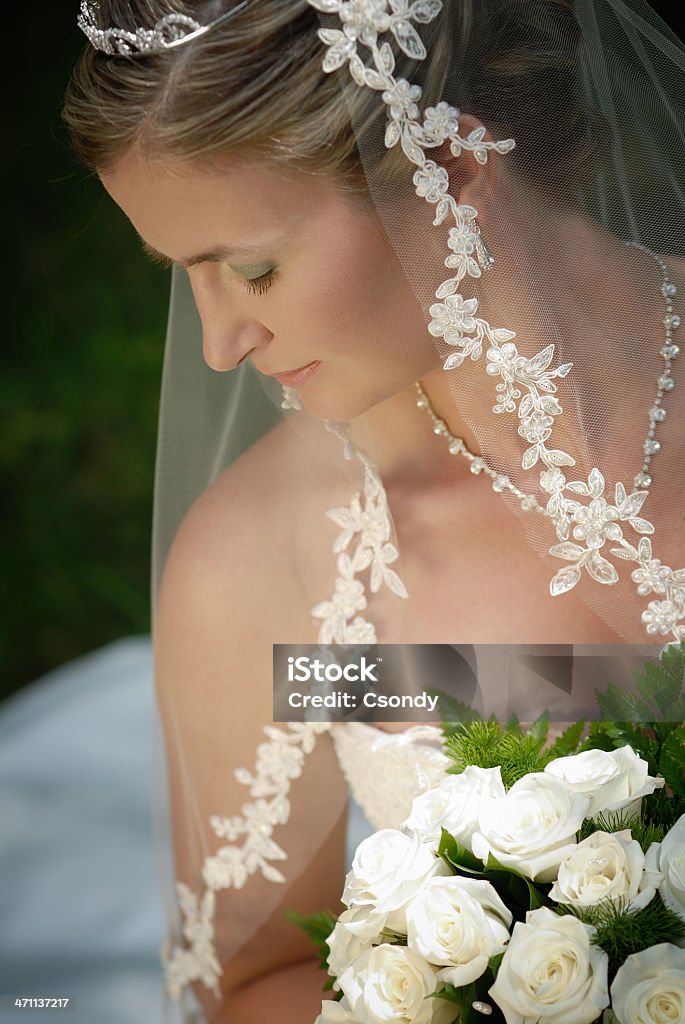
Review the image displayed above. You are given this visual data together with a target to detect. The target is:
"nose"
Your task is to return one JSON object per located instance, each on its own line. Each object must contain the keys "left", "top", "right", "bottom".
{"left": 188, "top": 268, "right": 272, "bottom": 372}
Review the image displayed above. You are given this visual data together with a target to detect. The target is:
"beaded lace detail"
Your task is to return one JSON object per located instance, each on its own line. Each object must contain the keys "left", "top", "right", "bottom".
{"left": 306, "top": 0, "right": 685, "bottom": 642}
{"left": 161, "top": 720, "right": 451, "bottom": 1005}
{"left": 162, "top": 721, "right": 331, "bottom": 1001}
{"left": 311, "top": 422, "right": 409, "bottom": 644}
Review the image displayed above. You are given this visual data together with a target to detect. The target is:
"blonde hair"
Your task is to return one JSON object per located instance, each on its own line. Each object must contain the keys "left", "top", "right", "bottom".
{"left": 63, "top": 0, "right": 601, "bottom": 199}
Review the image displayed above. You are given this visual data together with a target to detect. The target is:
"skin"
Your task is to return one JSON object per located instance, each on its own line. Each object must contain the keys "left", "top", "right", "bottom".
{"left": 101, "top": 145, "right": 443, "bottom": 424}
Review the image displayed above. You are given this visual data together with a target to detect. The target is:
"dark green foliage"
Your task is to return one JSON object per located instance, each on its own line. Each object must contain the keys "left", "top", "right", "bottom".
{"left": 429, "top": 688, "right": 481, "bottom": 737}
{"left": 438, "top": 828, "right": 486, "bottom": 875}
{"left": 432, "top": 963, "right": 506, "bottom": 1023}
{"left": 591, "top": 642, "right": 685, "bottom": 733}
{"left": 555, "top": 895, "right": 685, "bottom": 980}
{"left": 581, "top": 644, "right": 685, "bottom": 802}
{"left": 643, "top": 785, "right": 685, "bottom": 836}
{"left": 547, "top": 720, "right": 586, "bottom": 757}
{"left": 5, "top": 15, "right": 168, "bottom": 697}
{"left": 576, "top": 809, "right": 666, "bottom": 853}
{"left": 438, "top": 830, "right": 548, "bottom": 922}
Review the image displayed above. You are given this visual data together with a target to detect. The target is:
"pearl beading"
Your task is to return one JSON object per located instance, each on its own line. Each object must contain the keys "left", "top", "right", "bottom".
{"left": 626, "top": 241, "right": 679, "bottom": 490}
{"left": 415, "top": 381, "right": 544, "bottom": 514}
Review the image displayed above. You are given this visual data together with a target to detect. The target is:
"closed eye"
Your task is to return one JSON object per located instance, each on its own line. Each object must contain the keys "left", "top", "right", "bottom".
{"left": 243, "top": 268, "right": 276, "bottom": 295}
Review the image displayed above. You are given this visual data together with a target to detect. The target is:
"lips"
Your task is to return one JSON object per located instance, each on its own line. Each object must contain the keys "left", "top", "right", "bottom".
{"left": 269, "top": 360, "right": 322, "bottom": 387}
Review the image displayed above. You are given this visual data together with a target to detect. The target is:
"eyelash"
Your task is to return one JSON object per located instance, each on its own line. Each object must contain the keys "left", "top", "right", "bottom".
{"left": 243, "top": 269, "right": 276, "bottom": 296}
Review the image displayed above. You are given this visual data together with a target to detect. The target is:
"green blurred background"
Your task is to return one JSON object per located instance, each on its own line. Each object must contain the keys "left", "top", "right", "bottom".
{"left": 4, "top": 3, "right": 683, "bottom": 702}
{"left": 4, "top": 10, "right": 169, "bottom": 701}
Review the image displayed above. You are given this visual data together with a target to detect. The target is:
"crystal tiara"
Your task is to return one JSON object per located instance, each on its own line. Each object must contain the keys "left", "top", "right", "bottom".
{"left": 77, "top": 0, "right": 253, "bottom": 56}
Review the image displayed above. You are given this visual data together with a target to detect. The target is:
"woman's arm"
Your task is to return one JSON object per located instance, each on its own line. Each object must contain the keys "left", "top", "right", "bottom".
{"left": 154, "top": 468, "right": 348, "bottom": 1020}
{"left": 217, "top": 958, "right": 336, "bottom": 1023}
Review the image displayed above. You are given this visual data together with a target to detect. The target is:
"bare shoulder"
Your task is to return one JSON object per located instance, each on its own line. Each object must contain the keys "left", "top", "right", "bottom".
{"left": 156, "top": 419, "right": 308, "bottom": 655}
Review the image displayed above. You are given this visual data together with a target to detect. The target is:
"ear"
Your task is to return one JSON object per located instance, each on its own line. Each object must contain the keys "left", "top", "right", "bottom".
{"left": 433, "top": 112, "right": 500, "bottom": 220}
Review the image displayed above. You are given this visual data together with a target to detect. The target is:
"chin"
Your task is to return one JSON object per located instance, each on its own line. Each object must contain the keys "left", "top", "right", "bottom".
{"left": 299, "top": 377, "right": 397, "bottom": 422}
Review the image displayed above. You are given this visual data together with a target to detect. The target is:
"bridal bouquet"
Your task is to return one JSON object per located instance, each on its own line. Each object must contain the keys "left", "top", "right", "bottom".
{"left": 291, "top": 644, "right": 685, "bottom": 1024}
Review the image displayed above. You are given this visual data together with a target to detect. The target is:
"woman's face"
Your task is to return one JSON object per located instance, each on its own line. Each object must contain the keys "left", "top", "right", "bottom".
{"left": 100, "top": 147, "right": 441, "bottom": 420}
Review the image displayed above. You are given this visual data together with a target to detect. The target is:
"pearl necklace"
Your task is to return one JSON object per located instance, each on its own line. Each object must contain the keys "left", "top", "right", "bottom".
{"left": 416, "top": 242, "right": 679, "bottom": 505}
{"left": 415, "top": 380, "right": 544, "bottom": 513}
{"left": 628, "top": 242, "right": 679, "bottom": 489}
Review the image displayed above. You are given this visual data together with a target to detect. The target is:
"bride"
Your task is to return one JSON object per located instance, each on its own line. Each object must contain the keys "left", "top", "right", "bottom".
{"left": 63, "top": 0, "right": 685, "bottom": 1020}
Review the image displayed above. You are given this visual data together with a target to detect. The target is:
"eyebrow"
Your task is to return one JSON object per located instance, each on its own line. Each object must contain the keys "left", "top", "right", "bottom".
{"left": 139, "top": 237, "right": 272, "bottom": 269}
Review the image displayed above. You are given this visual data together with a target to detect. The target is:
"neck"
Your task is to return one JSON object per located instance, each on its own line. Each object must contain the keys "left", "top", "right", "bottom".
{"left": 352, "top": 208, "right": 673, "bottom": 492}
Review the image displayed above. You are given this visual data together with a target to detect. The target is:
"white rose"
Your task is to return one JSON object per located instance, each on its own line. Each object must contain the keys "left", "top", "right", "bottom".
{"left": 549, "top": 830, "right": 661, "bottom": 911}
{"left": 489, "top": 906, "right": 609, "bottom": 1024}
{"left": 471, "top": 773, "right": 590, "bottom": 882}
{"left": 327, "top": 904, "right": 388, "bottom": 984}
{"left": 404, "top": 766, "right": 506, "bottom": 848}
{"left": 315, "top": 998, "right": 363, "bottom": 1023}
{"left": 406, "top": 875, "right": 512, "bottom": 987}
{"left": 338, "top": 943, "right": 456, "bottom": 1024}
{"left": 610, "top": 943, "right": 685, "bottom": 1024}
{"left": 343, "top": 829, "right": 447, "bottom": 931}
{"left": 651, "top": 813, "right": 685, "bottom": 937}
{"left": 544, "top": 746, "right": 664, "bottom": 818}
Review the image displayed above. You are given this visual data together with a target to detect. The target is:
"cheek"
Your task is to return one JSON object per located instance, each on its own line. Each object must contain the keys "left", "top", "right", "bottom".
{"left": 294, "top": 229, "right": 426, "bottom": 360}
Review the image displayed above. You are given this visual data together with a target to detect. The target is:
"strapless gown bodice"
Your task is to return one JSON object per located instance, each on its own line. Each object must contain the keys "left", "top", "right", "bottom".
{"left": 331, "top": 722, "right": 450, "bottom": 830}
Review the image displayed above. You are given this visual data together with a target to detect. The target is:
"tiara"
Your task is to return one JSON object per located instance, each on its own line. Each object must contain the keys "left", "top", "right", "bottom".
{"left": 77, "top": 0, "right": 252, "bottom": 56}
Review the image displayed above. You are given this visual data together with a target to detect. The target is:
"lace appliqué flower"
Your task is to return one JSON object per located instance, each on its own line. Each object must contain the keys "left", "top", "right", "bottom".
{"left": 306, "top": 0, "right": 685, "bottom": 641}
{"left": 162, "top": 722, "right": 331, "bottom": 1001}
{"left": 311, "top": 422, "right": 408, "bottom": 643}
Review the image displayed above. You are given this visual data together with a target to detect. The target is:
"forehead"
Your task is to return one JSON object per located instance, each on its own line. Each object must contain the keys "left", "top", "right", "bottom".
{"left": 99, "top": 146, "right": 345, "bottom": 262}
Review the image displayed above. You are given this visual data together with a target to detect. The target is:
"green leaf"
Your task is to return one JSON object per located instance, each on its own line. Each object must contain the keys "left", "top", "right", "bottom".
{"left": 284, "top": 909, "right": 337, "bottom": 947}
{"left": 634, "top": 660, "right": 675, "bottom": 715}
{"left": 547, "top": 720, "right": 586, "bottom": 757}
{"left": 428, "top": 688, "right": 481, "bottom": 738}
{"left": 658, "top": 642, "right": 685, "bottom": 705}
{"left": 438, "top": 828, "right": 484, "bottom": 874}
{"left": 503, "top": 713, "right": 523, "bottom": 736}
{"left": 488, "top": 952, "right": 505, "bottom": 977}
{"left": 595, "top": 682, "right": 652, "bottom": 722}
{"left": 660, "top": 727, "right": 685, "bottom": 797}
{"left": 431, "top": 983, "right": 464, "bottom": 1004}
{"left": 599, "top": 643, "right": 685, "bottom": 723}
{"left": 528, "top": 710, "right": 550, "bottom": 744}
{"left": 483, "top": 854, "right": 547, "bottom": 914}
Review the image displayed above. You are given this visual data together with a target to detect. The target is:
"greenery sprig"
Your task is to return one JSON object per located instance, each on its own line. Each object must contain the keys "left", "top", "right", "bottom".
{"left": 555, "top": 895, "right": 685, "bottom": 980}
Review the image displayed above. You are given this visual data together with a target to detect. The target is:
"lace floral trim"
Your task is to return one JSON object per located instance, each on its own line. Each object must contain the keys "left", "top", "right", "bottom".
{"left": 310, "top": 421, "right": 409, "bottom": 644}
{"left": 162, "top": 722, "right": 331, "bottom": 1001}
{"left": 306, "top": 0, "right": 685, "bottom": 641}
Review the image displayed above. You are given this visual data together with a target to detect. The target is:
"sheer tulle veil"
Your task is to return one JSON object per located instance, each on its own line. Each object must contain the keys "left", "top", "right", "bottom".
{"left": 67, "top": 0, "right": 685, "bottom": 1019}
